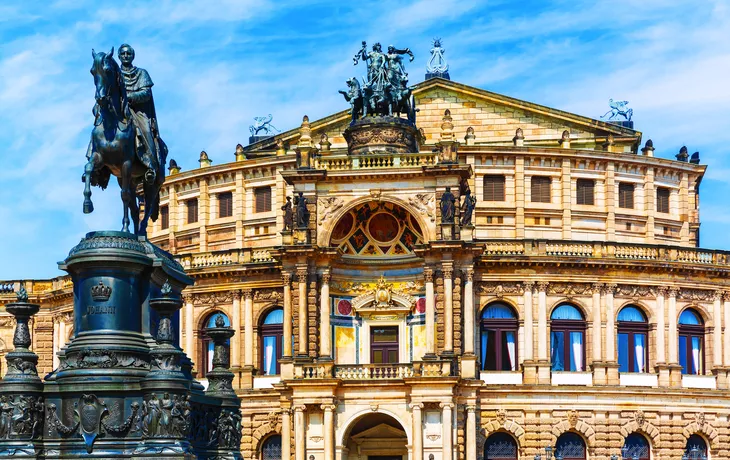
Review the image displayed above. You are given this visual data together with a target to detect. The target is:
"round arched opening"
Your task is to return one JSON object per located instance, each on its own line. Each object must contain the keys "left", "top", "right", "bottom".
{"left": 330, "top": 202, "right": 423, "bottom": 257}
{"left": 342, "top": 412, "right": 408, "bottom": 460}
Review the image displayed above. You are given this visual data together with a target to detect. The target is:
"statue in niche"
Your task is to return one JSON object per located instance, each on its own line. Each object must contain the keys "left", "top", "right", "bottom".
{"left": 281, "top": 196, "right": 293, "bottom": 231}
{"left": 294, "top": 192, "right": 310, "bottom": 229}
{"left": 460, "top": 189, "right": 476, "bottom": 226}
{"left": 440, "top": 187, "right": 456, "bottom": 224}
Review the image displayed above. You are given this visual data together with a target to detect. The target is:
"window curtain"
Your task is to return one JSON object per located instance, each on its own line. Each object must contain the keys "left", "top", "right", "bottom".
{"left": 480, "top": 331, "right": 488, "bottom": 371}
{"left": 505, "top": 332, "right": 516, "bottom": 371}
{"left": 570, "top": 332, "right": 583, "bottom": 372}
{"left": 263, "top": 336, "right": 276, "bottom": 375}
{"left": 207, "top": 342, "right": 214, "bottom": 372}
{"left": 634, "top": 334, "right": 646, "bottom": 373}
{"left": 691, "top": 336, "right": 701, "bottom": 375}
{"left": 551, "top": 331, "right": 564, "bottom": 371}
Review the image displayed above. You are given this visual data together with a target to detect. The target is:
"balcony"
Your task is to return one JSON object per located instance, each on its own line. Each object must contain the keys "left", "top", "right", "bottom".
{"left": 296, "top": 360, "right": 453, "bottom": 380}
{"left": 313, "top": 152, "right": 437, "bottom": 171}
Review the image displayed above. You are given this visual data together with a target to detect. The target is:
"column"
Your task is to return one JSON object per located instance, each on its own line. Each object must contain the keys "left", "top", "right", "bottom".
{"left": 281, "top": 409, "right": 292, "bottom": 460}
{"left": 463, "top": 269, "right": 475, "bottom": 354}
{"left": 184, "top": 293, "right": 194, "bottom": 360}
{"left": 440, "top": 402, "right": 454, "bottom": 460}
{"left": 320, "top": 273, "right": 332, "bottom": 359}
{"left": 591, "top": 283, "right": 603, "bottom": 362}
{"left": 443, "top": 264, "right": 454, "bottom": 353}
{"left": 604, "top": 284, "right": 616, "bottom": 362}
{"left": 411, "top": 403, "right": 423, "bottom": 460}
{"left": 724, "top": 292, "right": 730, "bottom": 367}
{"left": 668, "top": 287, "right": 678, "bottom": 364}
{"left": 294, "top": 405, "right": 306, "bottom": 460}
{"left": 537, "top": 282, "right": 549, "bottom": 361}
{"left": 52, "top": 315, "right": 60, "bottom": 369}
{"left": 425, "top": 268, "right": 436, "bottom": 357}
{"left": 231, "top": 290, "right": 242, "bottom": 368}
{"left": 244, "top": 289, "right": 254, "bottom": 367}
{"left": 523, "top": 282, "right": 534, "bottom": 360}
{"left": 322, "top": 404, "right": 335, "bottom": 460}
{"left": 283, "top": 273, "right": 293, "bottom": 357}
{"left": 713, "top": 291, "right": 723, "bottom": 368}
{"left": 655, "top": 288, "right": 667, "bottom": 364}
{"left": 297, "top": 268, "right": 308, "bottom": 356}
{"left": 58, "top": 316, "right": 67, "bottom": 350}
{"left": 466, "top": 405, "right": 477, "bottom": 460}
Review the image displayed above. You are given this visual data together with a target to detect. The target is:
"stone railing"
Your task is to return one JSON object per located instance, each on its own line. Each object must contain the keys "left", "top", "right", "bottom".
{"left": 176, "top": 248, "right": 276, "bottom": 270}
{"left": 479, "top": 240, "right": 730, "bottom": 267}
{"left": 313, "top": 152, "right": 437, "bottom": 171}
{"left": 295, "top": 360, "right": 454, "bottom": 380}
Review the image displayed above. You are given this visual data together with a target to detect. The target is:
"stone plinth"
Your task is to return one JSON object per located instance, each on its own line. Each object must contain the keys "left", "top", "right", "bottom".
{"left": 343, "top": 116, "right": 420, "bottom": 155}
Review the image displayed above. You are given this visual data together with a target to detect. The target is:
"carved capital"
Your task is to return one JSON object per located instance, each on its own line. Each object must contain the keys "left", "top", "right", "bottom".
{"left": 656, "top": 286, "right": 668, "bottom": 297}
{"left": 714, "top": 290, "right": 724, "bottom": 302}
{"left": 724, "top": 291, "right": 730, "bottom": 302}
{"left": 410, "top": 403, "right": 424, "bottom": 410}
{"left": 602, "top": 283, "right": 617, "bottom": 295}
{"left": 232, "top": 289, "right": 242, "bottom": 301}
{"left": 443, "top": 268, "right": 453, "bottom": 279}
{"left": 182, "top": 292, "right": 194, "bottom": 303}
{"left": 464, "top": 269, "right": 474, "bottom": 283}
{"left": 439, "top": 402, "right": 455, "bottom": 410}
{"left": 537, "top": 281, "right": 549, "bottom": 293}
{"left": 522, "top": 281, "right": 535, "bottom": 293}
{"left": 321, "top": 273, "right": 331, "bottom": 285}
{"left": 592, "top": 283, "right": 603, "bottom": 295}
{"left": 293, "top": 405, "right": 307, "bottom": 413}
{"left": 242, "top": 288, "right": 253, "bottom": 300}
{"left": 282, "top": 272, "right": 292, "bottom": 284}
{"left": 424, "top": 268, "right": 434, "bottom": 283}
{"left": 668, "top": 286, "right": 679, "bottom": 298}
{"left": 320, "top": 404, "right": 336, "bottom": 412}
{"left": 466, "top": 405, "right": 477, "bottom": 413}
{"left": 296, "top": 269, "right": 308, "bottom": 283}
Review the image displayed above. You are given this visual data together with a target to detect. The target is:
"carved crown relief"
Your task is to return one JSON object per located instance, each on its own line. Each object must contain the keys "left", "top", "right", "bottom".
{"left": 351, "top": 276, "right": 416, "bottom": 316}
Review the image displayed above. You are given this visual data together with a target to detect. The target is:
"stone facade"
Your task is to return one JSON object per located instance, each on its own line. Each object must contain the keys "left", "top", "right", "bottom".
{"left": 1, "top": 78, "right": 726, "bottom": 459}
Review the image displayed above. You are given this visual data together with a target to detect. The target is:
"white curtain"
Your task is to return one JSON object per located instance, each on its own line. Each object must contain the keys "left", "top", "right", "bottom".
{"left": 207, "top": 342, "right": 214, "bottom": 372}
{"left": 264, "top": 336, "right": 276, "bottom": 375}
{"left": 506, "top": 332, "right": 516, "bottom": 371}
{"left": 571, "top": 332, "right": 583, "bottom": 372}
{"left": 691, "top": 337, "right": 701, "bottom": 374}
{"left": 634, "top": 334, "right": 646, "bottom": 373}
{"left": 481, "top": 332, "right": 488, "bottom": 370}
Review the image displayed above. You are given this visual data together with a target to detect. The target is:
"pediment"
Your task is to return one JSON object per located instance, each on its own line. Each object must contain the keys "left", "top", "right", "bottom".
{"left": 244, "top": 78, "right": 641, "bottom": 155}
{"left": 351, "top": 423, "right": 407, "bottom": 441}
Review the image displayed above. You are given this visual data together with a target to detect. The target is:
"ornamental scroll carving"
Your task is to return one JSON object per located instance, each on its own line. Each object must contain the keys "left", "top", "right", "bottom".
{"left": 614, "top": 285, "right": 655, "bottom": 299}
{"left": 548, "top": 283, "right": 592, "bottom": 298}
{"left": 408, "top": 193, "right": 435, "bottom": 221}
{"left": 254, "top": 290, "right": 283, "bottom": 302}
{"left": 195, "top": 291, "right": 233, "bottom": 306}
{"left": 318, "top": 197, "right": 344, "bottom": 227}
{"left": 478, "top": 282, "right": 522, "bottom": 298}
{"left": 679, "top": 288, "right": 715, "bottom": 302}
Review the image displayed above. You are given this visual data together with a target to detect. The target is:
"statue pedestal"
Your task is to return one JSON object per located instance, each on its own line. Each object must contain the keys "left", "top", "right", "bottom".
{"left": 343, "top": 116, "right": 419, "bottom": 155}
{"left": 461, "top": 224, "right": 474, "bottom": 242}
{"left": 281, "top": 230, "right": 293, "bottom": 245}
{"left": 294, "top": 228, "right": 310, "bottom": 245}
{"left": 441, "top": 223, "right": 454, "bottom": 240}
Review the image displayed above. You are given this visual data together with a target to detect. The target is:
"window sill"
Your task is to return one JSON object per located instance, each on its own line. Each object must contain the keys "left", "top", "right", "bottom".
{"left": 254, "top": 376, "right": 281, "bottom": 389}
{"left": 682, "top": 374, "right": 716, "bottom": 390}
{"left": 480, "top": 371, "right": 522, "bottom": 385}
{"left": 619, "top": 373, "right": 658, "bottom": 387}
{"left": 552, "top": 371, "right": 592, "bottom": 386}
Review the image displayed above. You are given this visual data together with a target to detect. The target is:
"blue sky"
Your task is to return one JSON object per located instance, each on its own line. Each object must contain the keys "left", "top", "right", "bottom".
{"left": 1, "top": 0, "right": 729, "bottom": 279}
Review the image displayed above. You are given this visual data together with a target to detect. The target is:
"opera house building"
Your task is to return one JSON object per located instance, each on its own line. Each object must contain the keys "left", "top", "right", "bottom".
{"left": 1, "top": 55, "right": 727, "bottom": 460}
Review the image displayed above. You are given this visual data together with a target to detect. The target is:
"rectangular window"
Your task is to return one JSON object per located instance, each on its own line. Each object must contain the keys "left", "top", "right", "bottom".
{"left": 218, "top": 192, "right": 233, "bottom": 218}
{"left": 531, "top": 176, "right": 551, "bottom": 203}
{"left": 483, "top": 175, "right": 505, "bottom": 201}
{"left": 186, "top": 198, "right": 198, "bottom": 224}
{"left": 254, "top": 187, "right": 272, "bottom": 213}
{"left": 576, "top": 179, "right": 595, "bottom": 205}
{"left": 371, "top": 326, "right": 399, "bottom": 364}
{"left": 160, "top": 205, "right": 169, "bottom": 230}
{"left": 619, "top": 183, "right": 635, "bottom": 209}
{"left": 657, "top": 187, "right": 670, "bottom": 213}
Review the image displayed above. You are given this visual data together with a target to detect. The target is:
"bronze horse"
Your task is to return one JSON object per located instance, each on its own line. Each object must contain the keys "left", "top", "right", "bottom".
{"left": 82, "top": 48, "right": 161, "bottom": 235}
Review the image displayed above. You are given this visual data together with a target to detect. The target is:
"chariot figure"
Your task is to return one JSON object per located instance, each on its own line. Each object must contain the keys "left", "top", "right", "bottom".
{"left": 117, "top": 44, "right": 168, "bottom": 185}
{"left": 385, "top": 45, "right": 414, "bottom": 87}
{"left": 353, "top": 41, "right": 387, "bottom": 89}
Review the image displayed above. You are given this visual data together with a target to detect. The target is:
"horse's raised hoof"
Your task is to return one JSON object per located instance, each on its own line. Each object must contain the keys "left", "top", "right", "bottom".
{"left": 83, "top": 200, "right": 94, "bottom": 214}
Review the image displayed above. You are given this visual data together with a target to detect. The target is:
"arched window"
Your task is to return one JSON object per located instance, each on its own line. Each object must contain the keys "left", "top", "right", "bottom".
{"left": 622, "top": 433, "right": 650, "bottom": 460}
{"left": 261, "top": 434, "right": 282, "bottom": 460}
{"left": 617, "top": 306, "right": 649, "bottom": 373}
{"left": 555, "top": 432, "right": 586, "bottom": 460}
{"left": 684, "top": 434, "right": 708, "bottom": 459}
{"left": 679, "top": 309, "right": 705, "bottom": 375}
{"left": 550, "top": 304, "right": 586, "bottom": 372}
{"left": 484, "top": 432, "right": 518, "bottom": 460}
{"left": 260, "top": 308, "right": 284, "bottom": 376}
{"left": 480, "top": 303, "right": 518, "bottom": 371}
{"left": 201, "top": 312, "right": 229, "bottom": 374}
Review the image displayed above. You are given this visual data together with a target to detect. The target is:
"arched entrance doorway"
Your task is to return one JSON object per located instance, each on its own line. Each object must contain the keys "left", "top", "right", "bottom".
{"left": 342, "top": 412, "right": 409, "bottom": 460}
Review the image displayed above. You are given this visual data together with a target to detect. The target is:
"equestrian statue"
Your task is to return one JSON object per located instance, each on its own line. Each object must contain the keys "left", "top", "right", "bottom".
{"left": 82, "top": 44, "right": 168, "bottom": 235}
